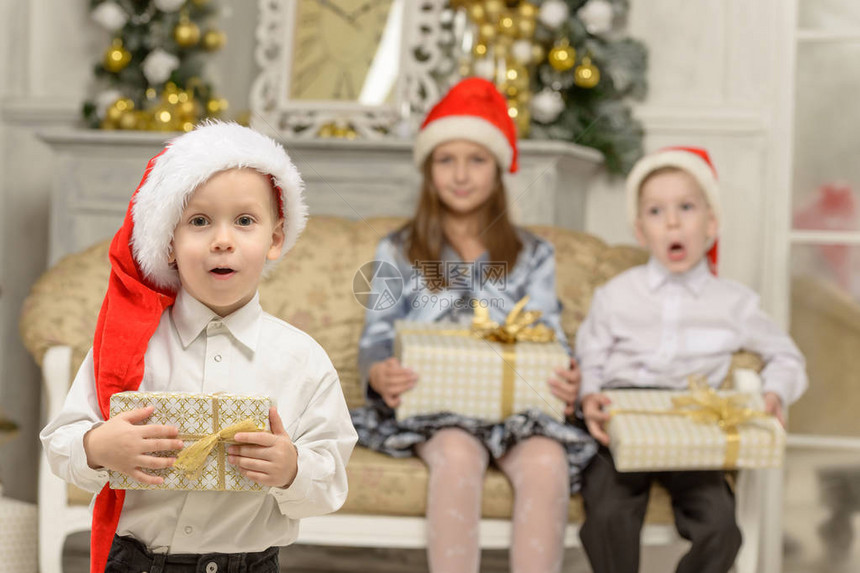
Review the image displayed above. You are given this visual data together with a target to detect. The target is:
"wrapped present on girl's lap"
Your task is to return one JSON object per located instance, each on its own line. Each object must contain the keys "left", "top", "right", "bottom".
{"left": 605, "top": 380, "right": 785, "bottom": 472}
{"left": 108, "top": 392, "right": 270, "bottom": 491}
{"left": 393, "top": 298, "right": 568, "bottom": 422}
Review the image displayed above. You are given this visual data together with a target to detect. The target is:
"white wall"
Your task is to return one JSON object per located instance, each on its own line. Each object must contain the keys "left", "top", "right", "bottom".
{"left": 0, "top": 0, "right": 792, "bottom": 501}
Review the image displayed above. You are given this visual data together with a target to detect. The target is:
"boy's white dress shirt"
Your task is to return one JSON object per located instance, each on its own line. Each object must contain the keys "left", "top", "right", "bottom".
{"left": 576, "top": 258, "right": 808, "bottom": 406}
{"left": 40, "top": 289, "right": 358, "bottom": 554}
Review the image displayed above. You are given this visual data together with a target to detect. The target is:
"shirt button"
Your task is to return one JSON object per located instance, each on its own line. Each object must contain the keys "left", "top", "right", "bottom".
{"left": 206, "top": 563, "right": 218, "bottom": 573}
{"left": 184, "top": 526, "right": 193, "bottom": 535}
{"left": 214, "top": 354, "right": 222, "bottom": 362}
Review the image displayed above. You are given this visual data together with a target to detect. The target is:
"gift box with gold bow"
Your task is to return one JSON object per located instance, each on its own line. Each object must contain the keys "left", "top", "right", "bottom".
{"left": 108, "top": 392, "right": 270, "bottom": 491}
{"left": 605, "top": 382, "right": 785, "bottom": 472}
{"left": 394, "top": 298, "right": 568, "bottom": 422}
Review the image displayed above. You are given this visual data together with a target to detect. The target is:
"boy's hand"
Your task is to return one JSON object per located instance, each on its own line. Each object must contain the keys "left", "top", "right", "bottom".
{"left": 368, "top": 357, "right": 418, "bottom": 408}
{"left": 582, "top": 393, "right": 613, "bottom": 446}
{"left": 763, "top": 392, "right": 785, "bottom": 427}
{"left": 83, "top": 405, "right": 183, "bottom": 485}
{"left": 548, "top": 358, "right": 580, "bottom": 416}
{"left": 228, "top": 407, "right": 298, "bottom": 489}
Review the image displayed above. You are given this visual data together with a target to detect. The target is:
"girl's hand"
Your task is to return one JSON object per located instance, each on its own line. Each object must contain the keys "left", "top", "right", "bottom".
{"left": 83, "top": 406, "right": 184, "bottom": 485}
{"left": 547, "top": 358, "right": 580, "bottom": 417}
{"left": 368, "top": 357, "right": 418, "bottom": 408}
{"left": 763, "top": 392, "right": 785, "bottom": 427}
{"left": 581, "top": 393, "right": 613, "bottom": 446}
{"left": 228, "top": 407, "right": 298, "bottom": 488}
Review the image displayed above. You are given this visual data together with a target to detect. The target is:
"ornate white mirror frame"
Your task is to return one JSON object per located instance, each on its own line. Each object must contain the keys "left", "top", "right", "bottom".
{"left": 251, "top": 0, "right": 450, "bottom": 139}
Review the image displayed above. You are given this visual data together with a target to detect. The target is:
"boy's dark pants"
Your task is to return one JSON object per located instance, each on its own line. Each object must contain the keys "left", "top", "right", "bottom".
{"left": 579, "top": 446, "right": 742, "bottom": 573}
{"left": 105, "top": 535, "right": 279, "bottom": 573}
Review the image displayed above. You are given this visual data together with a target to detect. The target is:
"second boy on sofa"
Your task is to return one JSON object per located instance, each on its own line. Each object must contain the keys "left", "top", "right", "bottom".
{"left": 576, "top": 147, "right": 808, "bottom": 573}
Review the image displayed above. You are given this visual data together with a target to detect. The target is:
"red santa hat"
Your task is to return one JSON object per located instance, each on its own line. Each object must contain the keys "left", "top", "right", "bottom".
{"left": 90, "top": 121, "right": 306, "bottom": 573}
{"left": 625, "top": 146, "right": 721, "bottom": 273}
{"left": 413, "top": 77, "right": 519, "bottom": 173}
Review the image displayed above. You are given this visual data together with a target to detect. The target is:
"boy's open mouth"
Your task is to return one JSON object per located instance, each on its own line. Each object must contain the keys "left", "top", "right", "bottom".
{"left": 667, "top": 242, "right": 686, "bottom": 262}
{"left": 210, "top": 267, "right": 235, "bottom": 275}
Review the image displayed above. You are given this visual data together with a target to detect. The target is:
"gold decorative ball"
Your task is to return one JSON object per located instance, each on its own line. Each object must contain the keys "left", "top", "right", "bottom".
{"left": 479, "top": 22, "right": 496, "bottom": 42}
{"left": 151, "top": 106, "right": 177, "bottom": 131}
{"left": 206, "top": 97, "right": 229, "bottom": 116}
{"left": 317, "top": 123, "right": 335, "bottom": 138}
{"left": 118, "top": 109, "right": 139, "bottom": 130}
{"left": 104, "top": 39, "right": 132, "bottom": 73}
{"left": 499, "top": 14, "right": 516, "bottom": 36}
{"left": 517, "top": 17, "right": 536, "bottom": 38}
{"left": 484, "top": 0, "right": 504, "bottom": 21}
{"left": 574, "top": 57, "right": 601, "bottom": 88}
{"left": 181, "top": 121, "right": 195, "bottom": 132}
{"left": 531, "top": 44, "right": 546, "bottom": 64}
{"left": 548, "top": 42, "right": 576, "bottom": 72}
{"left": 473, "top": 42, "right": 488, "bottom": 57}
{"left": 201, "top": 29, "right": 226, "bottom": 52}
{"left": 468, "top": 3, "right": 486, "bottom": 24}
{"left": 506, "top": 64, "right": 530, "bottom": 92}
{"left": 518, "top": 2, "right": 538, "bottom": 20}
{"left": 174, "top": 19, "right": 201, "bottom": 48}
{"left": 177, "top": 99, "right": 199, "bottom": 121}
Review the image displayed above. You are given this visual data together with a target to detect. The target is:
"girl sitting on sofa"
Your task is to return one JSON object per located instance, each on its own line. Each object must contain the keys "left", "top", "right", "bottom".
{"left": 350, "top": 77, "right": 597, "bottom": 573}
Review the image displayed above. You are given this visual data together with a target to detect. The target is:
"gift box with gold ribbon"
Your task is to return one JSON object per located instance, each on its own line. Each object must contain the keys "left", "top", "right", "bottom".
{"left": 108, "top": 392, "right": 270, "bottom": 491}
{"left": 605, "top": 381, "right": 785, "bottom": 472}
{"left": 394, "top": 297, "right": 568, "bottom": 422}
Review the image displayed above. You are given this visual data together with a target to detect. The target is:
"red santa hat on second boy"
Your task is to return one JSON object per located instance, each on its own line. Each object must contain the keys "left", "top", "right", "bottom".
{"left": 89, "top": 121, "right": 306, "bottom": 573}
{"left": 625, "top": 146, "right": 721, "bottom": 274}
{"left": 413, "top": 77, "right": 519, "bottom": 173}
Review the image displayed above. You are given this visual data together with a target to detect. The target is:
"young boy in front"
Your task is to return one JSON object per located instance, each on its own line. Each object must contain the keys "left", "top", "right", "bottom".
{"left": 575, "top": 147, "right": 807, "bottom": 573}
{"left": 40, "top": 122, "right": 357, "bottom": 573}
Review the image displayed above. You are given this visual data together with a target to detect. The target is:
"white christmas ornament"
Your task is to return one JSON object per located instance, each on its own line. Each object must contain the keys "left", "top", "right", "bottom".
{"left": 531, "top": 89, "right": 565, "bottom": 123}
{"left": 142, "top": 49, "right": 180, "bottom": 84}
{"left": 538, "top": 0, "right": 570, "bottom": 30}
{"left": 511, "top": 40, "right": 533, "bottom": 65}
{"left": 91, "top": 1, "right": 128, "bottom": 32}
{"left": 95, "top": 89, "right": 123, "bottom": 119}
{"left": 578, "top": 0, "right": 614, "bottom": 35}
{"left": 154, "top": 0, "right": 186, "bottom": 12}
{"left": 473, "top": 58, "right": 496, "bottom": 81}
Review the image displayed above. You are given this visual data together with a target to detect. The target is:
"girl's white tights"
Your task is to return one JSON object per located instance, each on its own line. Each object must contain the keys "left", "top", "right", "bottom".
{"left": 415, "top": 428, "right": 569, "bottom": 573}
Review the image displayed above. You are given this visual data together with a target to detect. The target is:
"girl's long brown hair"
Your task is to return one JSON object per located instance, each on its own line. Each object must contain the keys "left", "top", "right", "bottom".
{"left": 403, "top": 156, "right": 522, "bottom": 290}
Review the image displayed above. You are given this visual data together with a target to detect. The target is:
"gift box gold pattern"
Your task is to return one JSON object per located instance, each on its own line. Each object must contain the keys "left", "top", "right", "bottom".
{"left": 395, "top": 321, "right": 568, "bottom": 422}
{"left": 605, "top": 389, "right": 785, "bottom": 472}
{"left": 108, "top": 392, "right": 270, "bottom": 491}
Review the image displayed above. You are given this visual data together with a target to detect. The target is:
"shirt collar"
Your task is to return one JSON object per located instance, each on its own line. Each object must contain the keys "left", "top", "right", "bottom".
{"left": 646, "top": 256, "right": 712, "bottom": 296}
{"left": 172, "top": 289, "right": 262, "bottom": 352}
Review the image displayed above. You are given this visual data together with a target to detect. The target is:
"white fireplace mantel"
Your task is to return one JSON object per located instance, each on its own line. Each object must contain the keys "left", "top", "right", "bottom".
{"left": 38, "top": 129, "right": 603, "bottom": 266}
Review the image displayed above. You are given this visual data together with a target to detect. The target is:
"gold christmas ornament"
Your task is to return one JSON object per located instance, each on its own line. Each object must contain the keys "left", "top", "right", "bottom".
{"left": 479, "top": 22, "right": 496, "bottom": 42}
{"left": 181, "top": 121, "right": 196, "bottom": 132}
{"left": 104, "top": 39, "right": 132, "bottom": 73}
{"left": 174, "top": 17, "right": 201, "bottom": 48}
{"left": 118, "top": 109, "right": 139, "bottom": 130}
{"left": 206, "top": 97, "right": 229, "bottom": 116}
{"left": 484, "top": 0, "right": 504, "bottom": 21}
{"left": 499, "top": 14, "right": 516, "bottom": 36}
{"left": 531, "top": 44, "right": 546, "bottom": 64}
{"left": 506, "top": 64, "right": 530, "bottom": 93}
{"left": 151, "top": 106, "right": 177, "bottom": 131}
{"left": 468, "top": 3, "right": 486, "bottom": 24}
{"left": 201, "top": 29, "right": 226, "bottom": 52}
{"left": 548, "top": 40, "right": 576, "bottom": 72}
{"left": 518, "top": 2, "right": 538, "bottom": 20}
{"left": 517, "top": 16, "right": 536, "bottom": 38}
{"left": 473, "top": 42, "right": 488, "bottom": 57}
{"left": 574, "top": 56, "right": 601, "bottom": 88}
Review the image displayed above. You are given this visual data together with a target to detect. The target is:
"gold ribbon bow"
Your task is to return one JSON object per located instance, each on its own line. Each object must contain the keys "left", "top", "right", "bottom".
{"left": 174, "top": 419, "right": 262, "bottom": 482}
{"left": 470, "top": 296, "right": 556, "bottom": 343}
